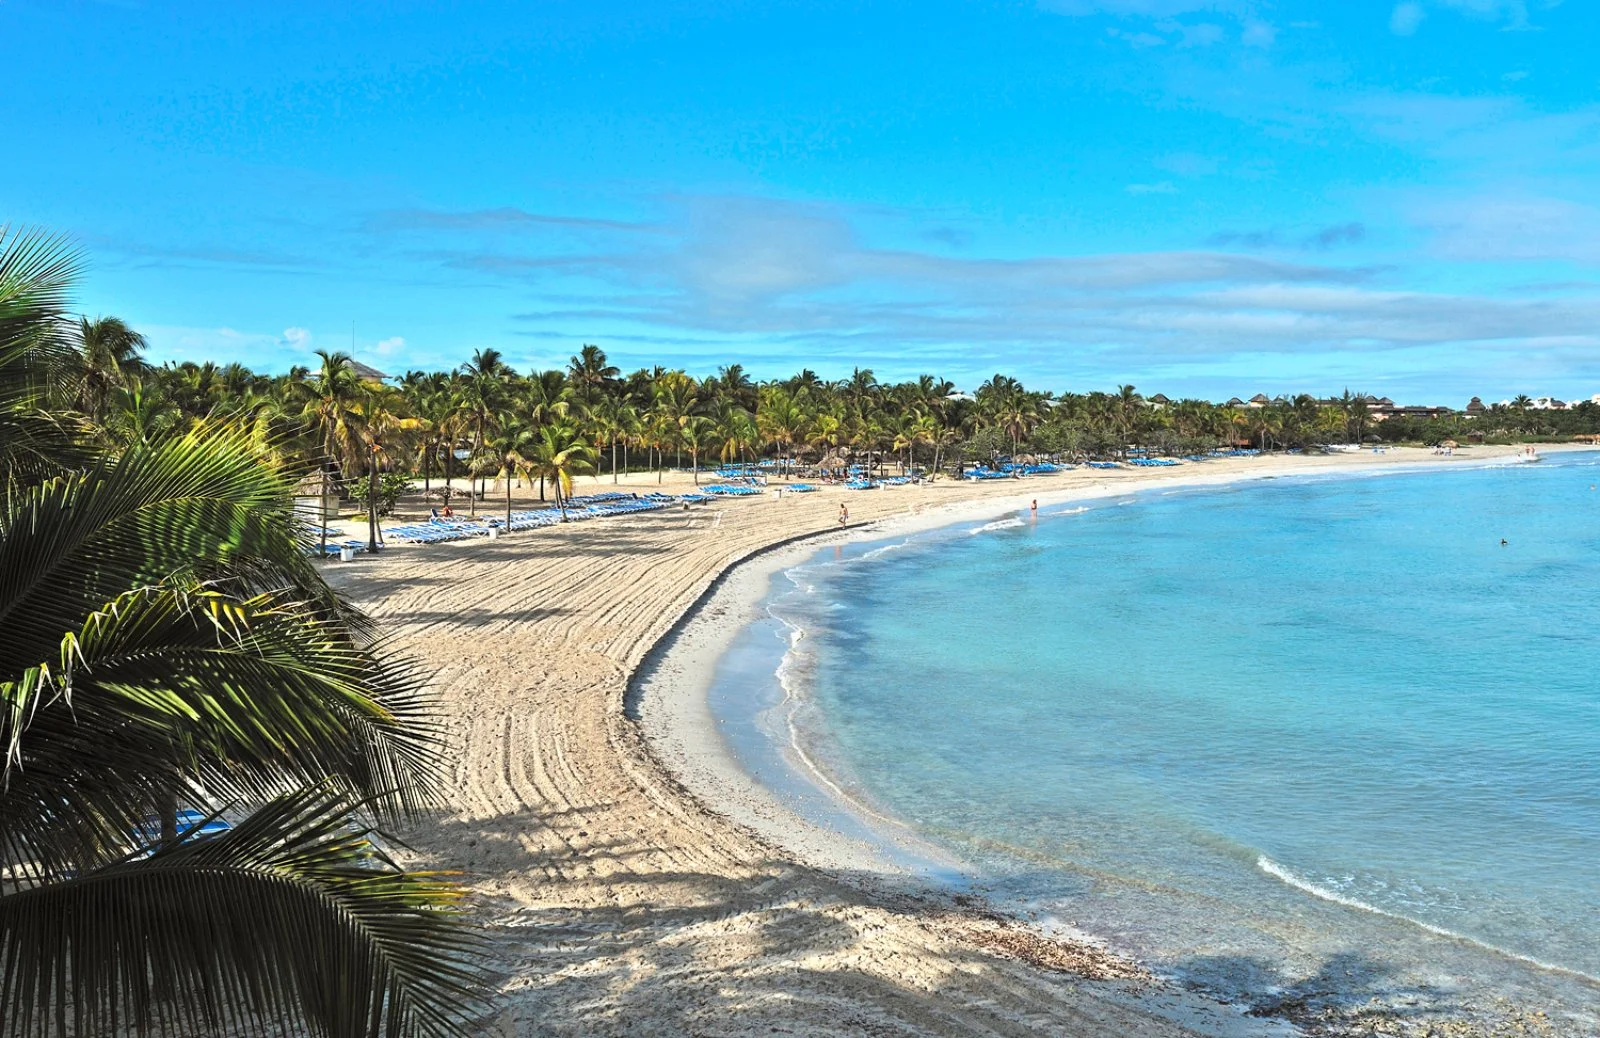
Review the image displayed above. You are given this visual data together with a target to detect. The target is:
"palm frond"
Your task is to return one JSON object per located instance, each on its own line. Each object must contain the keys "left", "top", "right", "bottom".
{"left": 0, "top": 787, "right": 486, "bottom": 1038}
{"left": 0, "top": 424, "right": 346, "bottom": 663}
{"left": 1, "top": 584, "right": 443, "bottom": 879}
{"left": 0, "top": 227, "right": 87, "bottom": 477}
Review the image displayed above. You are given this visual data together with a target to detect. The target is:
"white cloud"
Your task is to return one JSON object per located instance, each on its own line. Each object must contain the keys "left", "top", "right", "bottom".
{"left": 351, "top": 192, "right": 1600, "bottom": 397}
{"left": 1126, "top": 181, "right": 1179, "bottom": 195}
{"left": 1417, "top": 192, "right": 1600, "bottom": 264}
{"left": 282, "top": 326, "right": 312, "bottom": 348}
{"left": 1241, "top": 20, "right": 1276, "bottom": 46}
{"left": 1437, "top": 0, "right": 1529, "bottom": 27}
{"left": 1155, "top": 19, "right": 1225, "bottom": 46}
{"left": 374, "top": 336, "right": 406, "bottom": 356}
{"left": 1041, "top": 0, "right": 1245, "bottom": 15}
{"left": 1390, "top": 2, "right": 1426, "bottom": 34}
{"left": 1106, "top": 26, "right": 1167, "bottom": 47}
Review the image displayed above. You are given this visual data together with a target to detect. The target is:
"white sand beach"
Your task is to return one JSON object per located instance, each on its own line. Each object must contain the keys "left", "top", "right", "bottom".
{"left": 325, "top": 445, "right": 1565, "bottom": 1037}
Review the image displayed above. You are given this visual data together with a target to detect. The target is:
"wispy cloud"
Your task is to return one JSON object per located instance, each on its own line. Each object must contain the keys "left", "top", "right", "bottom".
{"left": 1126, "top": 181, "right": 1179, "bottom": 195}
{"left": 1206, "top": 223, "right": 1367, "bottom": 250}
{"left": 368, "top": 192, "right": 1600, "bottom": 393}
{"left": 364, "top": 207, "right": 658, "bottom": 235}
{"left": 1390, "top": 3, "right": 1427, "bottom": 35}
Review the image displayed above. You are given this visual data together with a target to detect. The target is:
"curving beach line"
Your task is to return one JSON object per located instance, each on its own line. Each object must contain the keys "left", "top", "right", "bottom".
{"left": 326, "top": 444, "right": 1581, "bottom": 1037}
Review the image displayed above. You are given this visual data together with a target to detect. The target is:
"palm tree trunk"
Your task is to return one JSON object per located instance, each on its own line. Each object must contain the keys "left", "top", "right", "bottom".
{"left": 505, "top": 464, "right": 513, "bottom": 532}
{"left": 319, "top": 459, "right": 330, "bottom": 559}
{"left": 158, "top": 790, "right": 178, "bottom": 845}
{"left": 367, "top": 450, "right": 380, "bottom": 553}
{"left": 612, "top": 440, "right": 619, "bottom": 484}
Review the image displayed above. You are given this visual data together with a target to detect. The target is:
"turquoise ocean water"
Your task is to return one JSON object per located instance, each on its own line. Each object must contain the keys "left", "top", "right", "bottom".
{"left": 706, "top": 454, "right": 1600, "bottom": 1027}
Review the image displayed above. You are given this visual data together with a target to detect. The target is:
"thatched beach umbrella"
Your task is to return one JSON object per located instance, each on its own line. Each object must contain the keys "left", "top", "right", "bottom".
{"left": 1440, "top": 439, "right": 1458, "bottom": 448}
{"left": 818, "top": 452, "right": 847, "bottom": 471}
{"left": 1015, "top": 453, "right": 1039, "bottom": 465}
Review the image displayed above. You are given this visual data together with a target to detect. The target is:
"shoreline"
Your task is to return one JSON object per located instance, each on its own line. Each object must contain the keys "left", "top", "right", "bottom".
{"left": 327, "top": 443, "right": 1585, "bottom": 1036}
{"left": 631, "top": 444, "right": 1596, "bottom": 1033}
{"left": 634, "top": 445, "right": 1587, "bottom": 878}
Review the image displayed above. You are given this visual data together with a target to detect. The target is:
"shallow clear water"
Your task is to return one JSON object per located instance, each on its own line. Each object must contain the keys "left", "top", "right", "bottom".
{"left": 713, "top": 455, "right": 1600, "bottom": 1025}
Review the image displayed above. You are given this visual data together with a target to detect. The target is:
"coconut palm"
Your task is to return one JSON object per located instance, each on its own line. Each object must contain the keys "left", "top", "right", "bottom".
{"left": 680, "top": 414, "right": 713, "bottom": 484}
{"left": 0, "top": 424, "right": 482, "bottom": 1037}
{"left": 756, "top": 385, "right": 810, "bottom": 477}
{"left": 0, "top": 227, "right": 90, "bottom": 482}
{"left": 486, "top": 414, "right": 539, "bottom": 530}
{"left": 710, "top": 399, "right": 755, "bottom": 467}
{"left": 567, "top": 344, "right": 619, "bottom": 404}
{"left": 650, "top": 370, "right": 699, "bottom": 470}
{"left": 69, "top": 315, "right": 148, "bottom": 425}
{"left": 105, "top": 376, "right": 183, "bottom": 446}
{"left": 456, "top": 349, "right": 514, "bottom": 515}
{"left": 522, "top": 423, "right": 594, "bottom": 519}
{"left": 355, "top": 383, "right": 421, "bottom": 551}
{"left": 294, "top": 351, "right": 367, "bottom": 557}
{"left": 587, "top": 397, "right": 638, "bottom": 482}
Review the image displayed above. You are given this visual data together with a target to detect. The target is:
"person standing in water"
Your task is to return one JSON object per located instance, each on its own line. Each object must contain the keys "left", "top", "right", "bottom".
{"left": 1031, "top": 499, "right": 1038, "bottom": 514}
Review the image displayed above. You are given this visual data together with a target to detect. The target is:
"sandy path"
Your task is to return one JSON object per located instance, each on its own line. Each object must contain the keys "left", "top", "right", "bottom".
{"left": 326, "top": 447, "right": 1544, "bottom": 1037}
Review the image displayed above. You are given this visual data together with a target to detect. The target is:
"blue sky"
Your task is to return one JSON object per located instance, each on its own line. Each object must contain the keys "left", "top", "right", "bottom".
{"left": 5, "top": 0, "right": 1597, "bottom": 401}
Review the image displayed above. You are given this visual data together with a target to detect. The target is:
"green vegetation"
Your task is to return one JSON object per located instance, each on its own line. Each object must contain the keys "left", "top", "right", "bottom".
{"left": 0, "top": 227, "right": 482, "bottom": 1035}
{"left": 93, "top": 345, "right": 1600, "bottom": 497}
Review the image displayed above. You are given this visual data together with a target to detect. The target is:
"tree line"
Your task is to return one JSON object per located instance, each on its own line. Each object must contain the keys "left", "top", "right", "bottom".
{"left": 78, "top": 331, "right": 1584, "bottom": 520}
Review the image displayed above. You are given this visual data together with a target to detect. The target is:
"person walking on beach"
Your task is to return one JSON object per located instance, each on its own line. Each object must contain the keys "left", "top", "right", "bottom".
{"left": 838, "top": 503, "right": 848, "bottom": 527}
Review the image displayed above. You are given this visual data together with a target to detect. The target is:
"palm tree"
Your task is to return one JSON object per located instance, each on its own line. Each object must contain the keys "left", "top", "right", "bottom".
{"left": 710, "top": 399, "right": 755, "bottom": 467}
{"left": 69, "top": 315, "right": 148, "bottom": 425}
{"left": 355, "top": 383, "right": 421, "bottom": 551}
{"left": 650, "top": 371, "right": 699, "bottom": 471}
{"left": 486, "top": 414, "right": 539, "bottom": 531}
{"left": 756, "top": 385, "right": 809, "bottom": 477}
{"left": 567, "top": 344, "right": 619, "bottom": 404}
{"left": 523, "top": 424, "right": 594, "bottom": 519}
{"left": 680, "top": 414, "right": 713, "bottom": 484}
{"left": 105, "top": 376, "right": 182, "bottom": 446}
{"left": 456, "top": 348, "right": 513, "bottom": 516}
{"left": 295, "top": 351, "right": 366, "bottom": 558}
{"left": 0, "top": 421, "right": 483, "bottom": 1036}
{"left": 0, "top": 227, "right": 90, "bottom": 481}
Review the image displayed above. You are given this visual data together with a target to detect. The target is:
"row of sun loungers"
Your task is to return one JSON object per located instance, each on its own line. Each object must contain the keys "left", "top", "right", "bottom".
{"left": 701, "top": 483, "right": 764, "bottom": 497}
{"left": 384, "top": 496, "right": 676, "bottom": 544}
